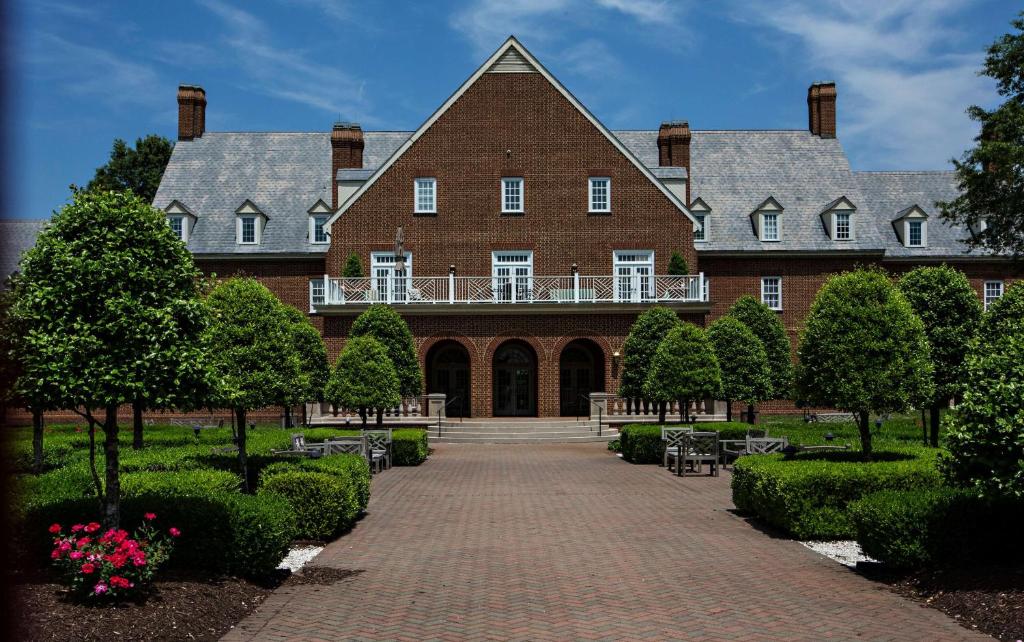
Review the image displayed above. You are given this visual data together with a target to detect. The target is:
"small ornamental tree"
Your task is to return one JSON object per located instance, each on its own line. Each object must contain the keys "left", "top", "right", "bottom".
{"left": 206, "top": 278, "right": 300, "bottom": 490}
{"left": 667, "top": 252, "right": 689, "bottom": 276}
{"left": 8, "top": 188, "right": 212, "bottom": 526}
{"left": 728, "top": 295, "right": 793, "bottom": 400}
{"left": 324, "top": 336, "right": 401, "bottom": 426}
{"left": 796, "top": 269, "right": 934, "bottom": 458}
{"left": 87, "top": 135, "right": 174, "bottom": 203}
{"left": 897, "top": 266, "right": 982, "bottom": 446}
{"left": 342, "top": 253, "right": 365, "bottom": 278}
{"left": 707, "top": 316, "right": 771, "bottom": 422}
{"left": 941, "top": 313, "right": 1024, "bottom": 499}
{"left": 620, "top": 306, "right": 681, "bottom": 415}
{"left": 349, "top": 305, "right": 422, "bottom": 423}
{"left": 977, "top": 281, "right": 1024, "bottom": 347}
{"left": 280, "top": 305, "right": 330, "bottom": 427}
{"left": 643, "top": 323, "right": 721, "bottom": 423}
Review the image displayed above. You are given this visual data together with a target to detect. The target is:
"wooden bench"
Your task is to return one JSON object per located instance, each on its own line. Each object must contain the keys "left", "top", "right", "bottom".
{"left": 666, "top": 431, "right": 720, "bottom": 477}
{"left": 807, "top": 412, "right": 856, "bottom": 424}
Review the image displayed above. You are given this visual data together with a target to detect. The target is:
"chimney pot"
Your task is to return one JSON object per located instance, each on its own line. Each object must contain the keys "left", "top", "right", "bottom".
{"left": 807, "top": 81, "right": 836, "bottom": 138}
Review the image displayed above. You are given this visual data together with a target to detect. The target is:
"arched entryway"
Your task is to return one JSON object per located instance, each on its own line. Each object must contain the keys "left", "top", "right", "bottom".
{"left": 559, "top": 339, "right": 606, "bottom": 416}
{"left": 492, "top": 340, "right": 537, "bottom": 417}
{"left": 426, "top": 341, "right": 471, "bottom": 418}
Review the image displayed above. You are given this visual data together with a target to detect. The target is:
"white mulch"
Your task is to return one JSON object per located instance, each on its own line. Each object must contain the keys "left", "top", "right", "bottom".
{"left": 277, "top": 545, "right": 324, "bottom": 572}
{"left": 801, "top": 540, "right": 878, "bottom": 568}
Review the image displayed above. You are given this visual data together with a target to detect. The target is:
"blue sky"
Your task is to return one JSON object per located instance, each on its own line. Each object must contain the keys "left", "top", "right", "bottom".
{"left": 7, "top": 0, "right": 1010, "bottom": 219}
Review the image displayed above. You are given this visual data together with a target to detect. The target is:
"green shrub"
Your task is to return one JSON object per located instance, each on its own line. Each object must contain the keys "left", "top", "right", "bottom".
{"left": 850, "top": 488, "right": 1024, "bottom": 568}
{"left": 607, "top": 439, "right": 621, "bottom": 452}
{"left": 116, "top": 445, "right": 208, "bottom": 472}
{"left": 3, "top": 438, "right": 76, "bottom": 473}
{"left": 122, "top": 469, "right": 241, "bottom": 496}
{"left": 392, "top": 429, "right": 428, "bottom": 466}
{"left": 619, "top": 425, "right": 664, "bottom": 464}
{"left": 259, "top": 471, "right": 350, "bottom": 540}
{"left": 262, "top": 453, "right": 371, "bottom": 515}
{"left": 731, "top": 447, "right": 942, "bottom": 539}
{"left": 218, "top": 492, "right": 296, "bottom": 577}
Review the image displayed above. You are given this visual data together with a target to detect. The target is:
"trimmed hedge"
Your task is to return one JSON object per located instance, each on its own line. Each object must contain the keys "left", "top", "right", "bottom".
{"left": 4, "top": 438, "right": 77, "bottom": 473}
{"left": 121, "top": 469, "right": 241, "bottom": 496}
{"left": 620, "top": 422, "right": 756, "bottom": 464}
{"left": 850, "top": 488, "right": 1024, "bottom": 568}
{"left": 731, "top": 447, "right": 941, "bottom": 539}
{"left": 392, "top": 429, "right": 428, "bottom": 466}
{"left": 260, "top": 453, "right": 371, "bottom": 538}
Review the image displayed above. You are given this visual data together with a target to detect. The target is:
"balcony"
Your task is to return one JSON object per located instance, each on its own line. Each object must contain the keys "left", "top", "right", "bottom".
{"left": 313, "top": 273, "right": 710, "bottom": 315}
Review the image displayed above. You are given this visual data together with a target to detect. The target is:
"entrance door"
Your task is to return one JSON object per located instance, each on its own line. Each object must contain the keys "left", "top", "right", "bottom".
{"left": 559, "top": 340, "right": 605, "bottom": 416}
{"left": 426, "top": 342, "right": 471, "bottom": 417}
{"left": 493, "top": 341, "right": 537, "bottom": 416}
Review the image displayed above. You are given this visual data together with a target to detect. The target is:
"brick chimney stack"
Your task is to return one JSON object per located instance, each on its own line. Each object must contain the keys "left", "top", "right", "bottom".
{"left": 177, "top": 85, "right": 206, "bottom": 141}
{"left": 807, "top": 81, "right": 836, "bottom": 138}
{"left": 331, "top": 122, "right": 364, "bottom": 208}
{"left": 657, "top": 120, "right": 692, "bottom": 202}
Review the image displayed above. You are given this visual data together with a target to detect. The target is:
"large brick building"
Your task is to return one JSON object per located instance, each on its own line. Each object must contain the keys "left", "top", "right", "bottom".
{"left": 13, "top": 37, "right": 1017, "bottom": 421}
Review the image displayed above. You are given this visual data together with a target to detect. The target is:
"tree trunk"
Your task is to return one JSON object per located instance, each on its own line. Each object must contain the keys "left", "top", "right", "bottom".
{"left": 376, "top": 408, "right": 383, "bottom": 426}
{"left": 102, "top": 406, "right": 121, "bottom": 529}
{"left": 86, "top": 416, "right": 103, "bottom": 506}
{"left": 725, "top": 400, "right": 733, "bottom": 423}
{"left": 132, "top": 399, "right": 144, "bottom": 450}
{"left": 235, "top": 408, "right": 249, "bottom": 493}
{"left": 301, "top": 402, "right": 308, "bottom": 427}
{"left": 31, "top": 408, "right": 44, "bottom": 474}
{"left": 359, "top": 407, "right": 368, "bottom": 427}
{"left": 284, "top": 405, "right": 292, "bottom": 429}
{"left": 858, "top": 410, "right": 873, "bottom": 460}
{"left": 929, "top": 405, "right": 941, "bottom": 448}
{"left": 746, "top": 403, "right": 756, "bottom": 425}
{"left": 657, "top": 401, "right": 666, "bottom": 424}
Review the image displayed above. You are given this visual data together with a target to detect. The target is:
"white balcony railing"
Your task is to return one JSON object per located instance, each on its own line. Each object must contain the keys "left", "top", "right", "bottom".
{"left": 318, "top": 274, "right": 708, "bottom": 306}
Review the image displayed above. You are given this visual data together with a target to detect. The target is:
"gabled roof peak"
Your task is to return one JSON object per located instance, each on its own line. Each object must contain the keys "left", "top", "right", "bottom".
{"left": 821, "top": 196, "right": 856, "bottom": 212}
{"left": 753, "top": 196, "right": 784, "bottom": 213}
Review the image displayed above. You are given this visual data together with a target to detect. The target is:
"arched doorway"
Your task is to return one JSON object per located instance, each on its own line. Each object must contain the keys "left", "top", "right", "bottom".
{"left": 492, "top": 340, "right": 537, "bottom": 417}
{"left": 559, "top": 339, "right": 605, "bottom": 416}
{"left": 426, "top": 341, "right": 471, "bottom": 418}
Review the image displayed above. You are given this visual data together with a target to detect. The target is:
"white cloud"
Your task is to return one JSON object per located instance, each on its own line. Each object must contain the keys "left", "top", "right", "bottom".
{"left": 737, "top": 0, "right": 996, "bottom": 169}
{"left": 450, "top": 0, "right": 574, "bottom": 56}
{"left": 594, "top": 0, "right": 679, "bottom": 25}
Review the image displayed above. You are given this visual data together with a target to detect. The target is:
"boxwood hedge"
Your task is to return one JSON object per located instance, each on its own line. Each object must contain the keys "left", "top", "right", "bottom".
{"left": 392, "top": 429, "right": 429, "bottom": 466}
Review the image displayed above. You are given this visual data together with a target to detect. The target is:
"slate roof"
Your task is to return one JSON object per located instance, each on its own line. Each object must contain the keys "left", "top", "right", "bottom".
{"left": 0, "top": 218, "right": 47, "bottom": 287}
{"left": 154, "top": 127, "right": 982, "bottom": 259}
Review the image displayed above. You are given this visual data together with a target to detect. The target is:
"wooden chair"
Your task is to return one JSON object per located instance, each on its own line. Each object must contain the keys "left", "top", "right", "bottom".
{"left": 667, "top": 431, "right": 719, "bottom": 477}
{"left": 363, "top": 429, "right": 393, "bottom": 471}
{"left": 271, "top": 433, "right": 325, "bottom": 457}
{"left": 661, "top": 426, "right": 694, "bottom": 468}
{"left": 324, "top": 435, "right": 374, "bottom": 470}
{"left": 722, "top": 435, "right": 789, "bottom": 469}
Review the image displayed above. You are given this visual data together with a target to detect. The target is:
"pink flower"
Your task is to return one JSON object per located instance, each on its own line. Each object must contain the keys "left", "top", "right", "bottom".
{"left": 71, "top": 524, "right": 84, "bottom": 533}
{"left": 84, "top": 522, "right": 101, "bottom": 534}
{"left": 69, "top": 551, "right": 83, "bottom": 560}
{"left": 93, "top": 582, "right": 107, "bottom": 595}
{"left": 76, "top": 537, "right": 91, "bottom": 549}
{"left": 80, "top": 563, "right": 95, "bottom": 575}
{"left": 109, "top": 576, "right": 131, "bottom": 589}
{"left": 143, "top": 512, "right": 156, "bottom": 521}
{"left": 59, "top": 541, "right": 72, "bottom": 552}
{"left": 48, "top": 523, "right": 61, "bottom": 534}
{"left": 50, "top": 549, "right": 61, "bottom": 560}
{"left": 169, "top": 527, "right": 181, "bottom": 538}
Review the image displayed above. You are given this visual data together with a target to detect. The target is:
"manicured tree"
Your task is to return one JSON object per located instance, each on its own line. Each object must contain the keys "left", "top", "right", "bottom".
{"left": 728, "top": 295, "right": 793, "bottom": 403}
{"left": 667, "top": 252, "right": 689, "bottom": 276}
{"left": 643, "top": 323, "right": 721, "bottom": 423}
{"left": 620, "top": 306, "right": 681, "bottom": 415}
{"left": 280, "top": 305, "right": 330, "bottom": 427}
{"left": 349, "top": 304, "right": 422, "bottom": 424}
{"left": 206, "top": 278, "right": 300, "bottom": 490}
{"left": 324, "top": 336, "right": 401, "bottom": 426}
{"left": 795, "top": 269, "right": 934, "bottom": 459}
{"left": 8, "top": 188, "right": 211, "bottom": 525}
{"left": 941, "top": 310, "right": 1024, "bottom": 499}
{"left": 342, "top": 253, "right": 365, "bottom": 278}
{"left": 897, "top": 266, "right": 982, "bottom": 446}
{"left": 707, "top": 316, "right": 771, "bottom": 423}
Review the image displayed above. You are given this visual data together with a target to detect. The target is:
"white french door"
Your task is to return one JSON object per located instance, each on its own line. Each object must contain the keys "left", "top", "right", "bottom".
{"left": 613, "top": 251, "right": 654, "bottom": 302}
{"left": 492, "top": 252, "right": 533, "bottom": 303}
{"left": 371, "top": 252, "right": 412, "bottom": 303}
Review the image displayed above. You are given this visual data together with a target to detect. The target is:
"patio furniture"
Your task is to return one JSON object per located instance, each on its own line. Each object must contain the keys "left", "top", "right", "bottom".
{"left": 722, "top": 435, "right": 790, "bottom": 469}
{"left": 363, "top": 429, "right": 393, "bottom": 472}
{"left": 324, "top": 435, "right": 374, "bottom": 470}
{"left": 667, "top": 431, "right": 719, "bottom": 477}
{"left": 271, "top": 433, "right": 328, "bottom": 457}
{"left": 661, "top": 426, "right": 694, "bottom": 468}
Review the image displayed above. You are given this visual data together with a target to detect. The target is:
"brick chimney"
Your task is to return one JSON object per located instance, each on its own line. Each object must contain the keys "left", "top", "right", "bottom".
{"left": 807, "top": 81, "right": 836, "bottom": 138}
{"left": 177, "top": 85, "right": 206, "bottom": 141}
{"left": 331, "top": 122, "right": 364, "bottom": 208}
{"left": 657, "top": 120, "right": 692, "bottom": 202}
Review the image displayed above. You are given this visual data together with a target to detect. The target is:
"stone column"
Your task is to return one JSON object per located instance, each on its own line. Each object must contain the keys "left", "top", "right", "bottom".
{"left": 589, "top": 392, "right": 614, "bottom": 420}
{"left": 426, "top": 393, "right": 447, "bottom": 420}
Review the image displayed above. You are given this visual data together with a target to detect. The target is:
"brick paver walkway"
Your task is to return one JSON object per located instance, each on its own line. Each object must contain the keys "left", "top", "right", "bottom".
{"left": 224, "top": 444, "right": 984, "bottom": 641}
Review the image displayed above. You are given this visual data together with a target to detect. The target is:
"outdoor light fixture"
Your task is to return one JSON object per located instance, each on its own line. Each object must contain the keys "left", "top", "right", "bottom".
{"left": 571, "top": 262, "right": 578, "bottom": 274}
{"left": 449, "top": 264, "right": 456, "bottom": 275}
{"left": 824, "top": 432, "right": 834, "bottom": 442}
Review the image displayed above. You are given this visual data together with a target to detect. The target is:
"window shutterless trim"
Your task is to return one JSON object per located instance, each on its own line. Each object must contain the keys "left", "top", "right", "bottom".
{"left": 237, "top": 215, "right": 258, "bottom": 245}
{"left": 310, "top": 214, "right": 330, "bottom": 244}
{"left": 983, "top": 280, "right": 1004, "bottom": 311}
{"left": 589, "top": 177, "right": 611, "bottom": 213}
{"left": 501, "top": 177, "right": 524, "bottom": 214}
{"left": 761, "top": 276, "right": 782, "bottom": 310}
{"left": 414, "top": 178, "right": 437, "bottom": 214}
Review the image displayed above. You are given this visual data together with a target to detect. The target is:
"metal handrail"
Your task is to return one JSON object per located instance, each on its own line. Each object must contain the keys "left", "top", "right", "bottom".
{"left": 437, "top": 396, "right": 462, "bottom": 437}
{"left": 575, "top": 393, "right": 602, "bottom": 436}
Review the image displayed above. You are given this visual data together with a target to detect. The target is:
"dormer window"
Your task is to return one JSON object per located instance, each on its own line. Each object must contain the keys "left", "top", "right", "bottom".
{"left": 835, "top": 212, "right": 851, "bottom": 240}
{"left": 163, "top": 200, "right": 195, "bottom": 243}
{"left": 752, "top": 197, "right": 783, "bottom": 242}
{"left": 907, "top": 220, "right": 924, "bottom": 247}
{"left": 235, "top": 200, "right": 265, "bottom": 245}
{"left": 308, "top": 200, "right": 332, "bottom": 245}
{"left": 892, "top": 205, "right": 928, "bottom": 248}
{"left": 168, "top": 215, "right": 185, "bottom": 241}
{"left": 821, "top": 197, "right": 856, "bottom": 241}
{"left": 690, "top": 198, "right": 710, "bottom": 242}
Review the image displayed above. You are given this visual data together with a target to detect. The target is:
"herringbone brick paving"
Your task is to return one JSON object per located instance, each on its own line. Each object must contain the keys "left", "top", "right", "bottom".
{"left": 223, "top": 444, "right": 986, "bottom": 641}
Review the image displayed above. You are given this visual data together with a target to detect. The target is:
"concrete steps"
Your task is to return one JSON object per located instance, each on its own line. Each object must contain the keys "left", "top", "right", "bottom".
{"left": 430, "top": 420, "right": 617, "bottom": 444}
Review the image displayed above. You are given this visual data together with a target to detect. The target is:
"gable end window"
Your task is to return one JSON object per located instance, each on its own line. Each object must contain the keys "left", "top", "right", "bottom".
{"left": 761, "top": 277, "right": 782, "bottom": 310}
{"left": 502, "top": 178, "right": 524, "bottom": 214}
{"left": 414, "top": 178, "right": 436, "bottom": 214}
{"left": 834, "top": 212, "right": 852, "bottom": 240}
{"left": 589, "top": 177, "right": 611, "bottom": 213}
{"left": 310, "top": 215, "right": 329, "bottom": 244}
{"left": 984, "top": 281, "right": 1004, "bottom": 311}
{"left": 238, "top": 215, "right": 258, "bottom": 244}
{"left": 168, "top": 215, "right": 186, "bottom": 242}
{"left": 761, "top": 213, "right": 780, "bottom": 241}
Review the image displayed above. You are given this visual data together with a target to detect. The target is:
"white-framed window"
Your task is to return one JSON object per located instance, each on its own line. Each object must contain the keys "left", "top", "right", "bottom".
{"left": 309, "top": 278, "right": 325, "bottom": 311}
{"left": 491, "top": 251, "right": 533, "bottom": 303}
{"left": 907, "top": 220, "right": 924, "bottom": 247}
{"left": 167, "top": 215, "right": 186, "bottom": 242}
{"left": 761, "top": 213, "right": 780, "bottom": 242}
{"left": 613, "top": 250, "right": 654, "bottom": 302}
{"left": 501, "top": 178, "right": 524, "bottom": 214}
{"left": 589, "top": 177, "right": 611, "bottom": 213}
{"left": 238, "top": 215, "right": 258, "bottom": 244}
{"left": 371, "top": 252, "right": 413, "bottom": 303}
{"left": 761, "top": 277, "right": 782, "bottom": 310}
{"left": 414, "top": 178, "right": 436, "bottom": 214}
{"left": 984, "top": 280, "right": 1004, "bottom": 311}
{"left": 694, "top": 213, "right": 707, "bottom": 242}
{"left": 835, "top": 212, "right": 852, "bottom": 240}
{"left": 309, "top": 215, "right": 329, "bottom": 244}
